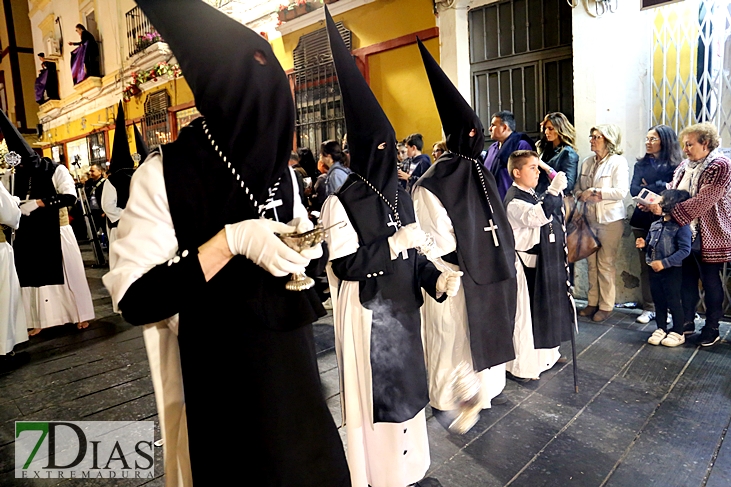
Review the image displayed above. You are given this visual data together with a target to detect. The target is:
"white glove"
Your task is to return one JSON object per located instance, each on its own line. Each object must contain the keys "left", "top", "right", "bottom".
{"left": 288, "top": 217, "right": 323, "bottom": 260}
{"left": 547, "top": 171, "right": 567, "bottom": 196}
{"left": 388, "top": 222, "right": 427, "bottom": 256}
{"left": 19, "top": 200, "right": 39, "bottom": 216}
{"left": 224, "top": 219, "right": 310, "bottom": 277}
{"left": 436, "top": 270, "right": 463, "bottom": 297}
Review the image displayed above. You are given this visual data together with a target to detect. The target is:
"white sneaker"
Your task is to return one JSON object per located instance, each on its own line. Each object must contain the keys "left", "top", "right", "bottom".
{"left": 322, "top": 297, "right": 333, "bottom": 310}
{"left": 647, "top": 328, "right": 667, "bottom": 345}
{"left": 661, "top": 332, "right": 685, "bottom": 347}
{"left": 636, "top": 310, "right": 655, "bottom": 324}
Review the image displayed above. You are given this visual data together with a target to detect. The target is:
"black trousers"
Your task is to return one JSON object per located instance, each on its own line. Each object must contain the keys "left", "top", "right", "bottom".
{"left": 682, "top": 251, "right": 724, "bottom": 331}
{"left": 648, "top": 266, "right": 683, "bottom": 333}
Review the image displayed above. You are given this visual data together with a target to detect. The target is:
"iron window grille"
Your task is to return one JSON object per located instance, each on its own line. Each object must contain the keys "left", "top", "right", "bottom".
{"left": 142, "top": 90, "right": 172, "bottom": 149}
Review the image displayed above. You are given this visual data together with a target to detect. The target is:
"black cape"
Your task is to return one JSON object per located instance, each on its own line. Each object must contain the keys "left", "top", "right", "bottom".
{"left": 503, "top": 186, "right": 574, "bottom": 348}
{"left": 13, "top": 158, "right": 69, "bottom": 287}
{"left": 118, "top": 121, "right": 349, "bottom": 486}
{"left": 333, "top": 176, "right": 444, "bottom": 423}
{"left": 415, "top": 153, "right": 518, "bottom": 369}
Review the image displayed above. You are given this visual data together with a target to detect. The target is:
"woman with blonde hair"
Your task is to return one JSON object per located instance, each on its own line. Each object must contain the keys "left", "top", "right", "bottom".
{"left": 431, "top": 140, "right": 448, "bottom": 161}
{"left": 536, "top": 112, "right": 579, "bottom": 194}
{"left": 574, "top": 124, "right": 630, "bottom": 322}
{"left": 642, "top": 122, "right": 731, "bottom": 346}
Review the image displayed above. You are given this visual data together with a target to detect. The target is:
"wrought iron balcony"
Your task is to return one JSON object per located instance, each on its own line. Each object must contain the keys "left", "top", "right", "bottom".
{"left": 125, "top": 6, "right": 160, "bottom": 58}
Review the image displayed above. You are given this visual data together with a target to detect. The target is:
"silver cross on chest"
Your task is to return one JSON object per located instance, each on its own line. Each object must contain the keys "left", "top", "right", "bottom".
{"left": 484, "top": 219, "right": 500, "bottom": 247}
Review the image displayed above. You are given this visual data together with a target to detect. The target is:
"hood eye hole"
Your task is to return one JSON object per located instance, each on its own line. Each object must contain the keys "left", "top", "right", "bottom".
{"left": 254, "top": 50, "right": 267, "bottom": 65}
{"left": 378, "top": 142, "right": 386, "bottom": 149}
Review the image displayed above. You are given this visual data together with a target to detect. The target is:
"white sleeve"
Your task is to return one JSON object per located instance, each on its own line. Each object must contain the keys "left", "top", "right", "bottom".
{"left": 412, "top": 186, "right": 456, "bottom": 257}
{"left": 321, "top": 194, "right": 359, "bottom": 260}
{"left": 0, "top": 180, "right": 20, "bottom": 229}
{"left": 101, "top": 179, "right": 123, "bottom": 223}
{"left": 102, "top": 154, "right": 179, "bottom": 312}
{"left": 600, "top": 155, "right": 630, "bottom": 201}
{"left": 506, "top": 198, "right": 552, "bottom": 229}
{"left": 52, "top": 164, "right": 77, "bottom": 196}
{"left": 289, "top": 166, "right": 309, "bottom": 222}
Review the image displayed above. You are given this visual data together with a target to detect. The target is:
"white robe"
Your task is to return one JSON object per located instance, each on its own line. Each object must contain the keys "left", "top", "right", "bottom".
{"left": 101, "top": 178, "right": 123, "bottom": 253}
{"left": 103, "top": 156, "right": 308, "bottom": 487}
{"left": 505, "top": 184, "right": 560, "bottom": 379}
{"left": 23, "top": 165, "right": 94, "bottom": 330}
{"left": 0, "top": 181, "right": 27, "bottom": 354}
{"left": 412, "top": 186, "right": 506, "bottom": 410}
{"left": 322, "top": 195, "right": 429, "bottom": 487}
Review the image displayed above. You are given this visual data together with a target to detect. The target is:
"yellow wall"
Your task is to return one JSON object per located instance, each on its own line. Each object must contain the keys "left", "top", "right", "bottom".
{"left": 368, "top": 37, "right": 440, "bottom": 147}
{"left": 275, "top": 0, "right": 442, "bottom": 151}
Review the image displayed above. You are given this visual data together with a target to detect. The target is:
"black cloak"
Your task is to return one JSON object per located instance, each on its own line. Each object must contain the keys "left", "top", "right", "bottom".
{"left": 414, "top": 39, "right": 518, "bottom": 370}
{"left": 325, "top": 7, "right": 443, "bottom": 423}
{"left": 0, "top": 109, "right": 72, "bottom": 287}
{"left": 503, "top": 187, "right": 574, "bottom": 348}
{"left": 132, "top": 123, "right": 149, "bottom": 162}
{"left": 118, "top": 1, "right": 349, "bottom": 485}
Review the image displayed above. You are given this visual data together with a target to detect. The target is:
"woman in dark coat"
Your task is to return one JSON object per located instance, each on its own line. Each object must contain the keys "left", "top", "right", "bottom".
{"left": 69, "top": 23, "right": 100, "bottom": 83}
{"left": 630, "top": 125, "right": 682, "bottom": 324}
{"left": 536, "top": 112, "right": 579, "bottom": 194}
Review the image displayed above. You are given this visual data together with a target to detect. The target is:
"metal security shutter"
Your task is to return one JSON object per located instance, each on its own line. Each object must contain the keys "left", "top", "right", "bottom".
{"left": 470, "top": 0, "right": 574, "bottom": 140}
{"left": 290, "top": 22, "right": 351, "bottom": 152}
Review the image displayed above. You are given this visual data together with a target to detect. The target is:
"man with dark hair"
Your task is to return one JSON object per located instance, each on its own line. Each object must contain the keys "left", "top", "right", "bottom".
{"left": 398, "top": 132, "right": 431, "bottom": 192}
{"left": 484, "top": 110, "right": 536, "bottom": 199}
{"left": 84, "top": 162, "right": 106, "bottom": 238}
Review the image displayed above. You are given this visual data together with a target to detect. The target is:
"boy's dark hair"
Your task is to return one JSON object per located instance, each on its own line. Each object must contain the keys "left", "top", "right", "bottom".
{"left": 492, "top": 110, "right": 516, "bottom": 131}
{"left": 507, "top": 150, "right": 539, "bottom": 180}
{"left": 660, "top": 189, "right": 690, "bottom": 214}
{"left": 320, "top": 140, "right": 344, "bottom": 163}
{"left": 406, "top": 133, "right": 424, "bottom": 151}
{"left": 38, "top": 52, "right": 45, "bottom": 58}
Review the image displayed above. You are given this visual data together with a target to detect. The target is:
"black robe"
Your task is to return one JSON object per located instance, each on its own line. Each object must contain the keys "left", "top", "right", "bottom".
{"left": 415, "top": 153, "right": 518, "bottom": 370}
{"left": 13, "top": 159, "right": 74, "bottom": 287}
{"left": 117, "top": 121, "right": 349, "bottom": 486}
{"left": 332, "top": 175, "right": 445, "bottom": 423}
{"left": 105, "top": 169, "right": 134, "bottom": 228}
{"left": 503, "top": 186, "right": 574, "bottom": 348}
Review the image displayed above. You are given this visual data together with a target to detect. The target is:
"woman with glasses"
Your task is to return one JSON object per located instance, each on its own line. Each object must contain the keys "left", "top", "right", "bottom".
{"left": 629, "top": 125, "right": 682, "bottom": 324}
{"left": 574, "top": 124, "right": 630, "bottom": 322}
{"left": 536, "top": 112, "right": 579, "bottom": 194}
{"left": 431, "top": 141, "right": 447, "bottom": 161}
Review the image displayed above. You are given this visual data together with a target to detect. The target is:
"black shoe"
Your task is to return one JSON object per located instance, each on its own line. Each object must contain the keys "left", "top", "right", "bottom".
{"left": 0, "top": 351, "right": 29, "bottom": 372}
{"left": 491, "top": 393, "right": 508, "bottom": 405}
{"left": 430, "top": 407, "right": 454, "bottom": 432}
{"left": 506, "top": 371, "right": 531, "bottom": 383}
{"left": 414, "top": 477, "right": 443, "bottom": 487}
{"left": 682, "top": 322, "right": 696, "bottom": 335}
{"left": 698, "top": 327, "right": 720, "bottom": 347}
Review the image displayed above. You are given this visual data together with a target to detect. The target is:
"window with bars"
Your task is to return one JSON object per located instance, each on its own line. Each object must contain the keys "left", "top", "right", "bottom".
{"left": 143, "top": 90, "right": 171, "bottom": 148}
{"left": 469, "top": 0, "right": 574, "bottom": 140}
{"left": 651, "top": 0, "right": 731, "bottom": 146}
{"left": 289, "top": 22, "right": 351, "bottom": 153}
{"left": 87, "top": 132, "right": 106, "bottom": 165}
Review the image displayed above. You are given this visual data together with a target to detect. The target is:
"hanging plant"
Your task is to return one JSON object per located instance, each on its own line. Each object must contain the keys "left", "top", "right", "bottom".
{"left": 123, "top": 62, "right": 182, "bottom": 101}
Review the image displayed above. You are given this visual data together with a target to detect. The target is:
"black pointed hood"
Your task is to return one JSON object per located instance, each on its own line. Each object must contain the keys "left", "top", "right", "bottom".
{"left": 134, "top": 0, "right": 294, "bottom": 203}
{"left": 109, "top": 101, "right": 134, "bottom": 174}
{"left": 417, "top": 39, "right": 484, "bottom": 159}
{"left": 133, "top": 123, "right": 149, "bottom": 162}
{"left": 0, "top": 108, "right": 42, "bottom": 173}
{"left": 325, "top": 6, "right": 398, "bottom": 199}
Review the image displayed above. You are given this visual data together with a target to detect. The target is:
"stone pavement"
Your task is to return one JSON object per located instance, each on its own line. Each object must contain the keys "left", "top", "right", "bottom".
{"left": 1, "top": 248, "right": 730, "bottom": 486}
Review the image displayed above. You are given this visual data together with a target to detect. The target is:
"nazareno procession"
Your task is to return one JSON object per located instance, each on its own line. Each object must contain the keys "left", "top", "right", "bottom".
{"left": 1, "top": 0, "right": 731, "bottom": 486}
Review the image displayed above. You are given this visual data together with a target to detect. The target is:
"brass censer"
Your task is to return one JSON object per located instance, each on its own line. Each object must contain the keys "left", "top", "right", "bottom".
{"left": 448, "top": 361, "right": 483, "bottom": 434}
{"left": 277, "top": 221, "right": 344, "bottom": 291}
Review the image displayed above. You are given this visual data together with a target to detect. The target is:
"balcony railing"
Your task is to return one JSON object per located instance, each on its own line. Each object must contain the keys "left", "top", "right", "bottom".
{"left": 125, "top": 6, "right": 158, "bottom": 58}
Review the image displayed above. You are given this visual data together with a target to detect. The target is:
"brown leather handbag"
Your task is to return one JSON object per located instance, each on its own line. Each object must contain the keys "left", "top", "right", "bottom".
{"left": 566, "top": 202, "right": 601, "bottom": 263}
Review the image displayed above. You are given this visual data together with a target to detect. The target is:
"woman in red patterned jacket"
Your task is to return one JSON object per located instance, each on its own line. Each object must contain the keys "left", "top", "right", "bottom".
{"left": 644, "top": 122, "right": 731, "bottom": 347}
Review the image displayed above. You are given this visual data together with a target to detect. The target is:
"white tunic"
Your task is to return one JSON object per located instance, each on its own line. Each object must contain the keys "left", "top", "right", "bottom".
{"left": 505, "top": 184, "right": 560, "bottom": 379}
{"left": 23, "top": 165, "right": 95, "bottom": 329}
{"left": 101, "top": 178, "right": 123, "bottom": 252}
{"left": 103, "top": 155, "right": 308, "bottom": 487}
{"left": 322, "top": 194, "right": 429, "bottom": 487}
{"left": 412, "top": 186, "right": 506, "bottom": 410}
{"left": 0, "top": 181, "right": 27, "bottom": 354}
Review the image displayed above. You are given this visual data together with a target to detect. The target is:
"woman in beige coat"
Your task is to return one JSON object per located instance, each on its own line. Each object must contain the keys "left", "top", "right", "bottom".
{"left": 574, "top": 124, "right": 629, "bottom": 321}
